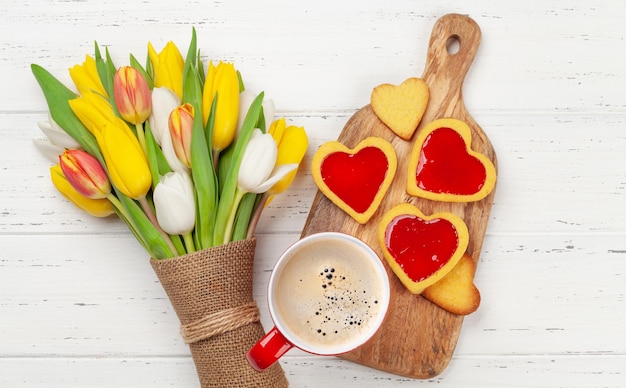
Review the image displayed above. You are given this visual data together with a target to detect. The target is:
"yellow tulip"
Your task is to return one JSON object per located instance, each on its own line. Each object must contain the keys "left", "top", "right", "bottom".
{"left": 50, "top": 164, "right": 115, "bottom": 217}
{"left": 202, "top": 61, "right": 239, "bottom": 153}
{"left": 69, "top": 55, "right": 108, "bottom": 98}
{"left": 268, "top": 119, "right": 308, "bottom": 195}
{"left": 69, "top": 91, "right": 117, "bottom": 136}
{"left": 148, "top": 41, "right": 184, "bottom": 99}
{"left": 98, "top": 117, "right": 152, "bottom": 199}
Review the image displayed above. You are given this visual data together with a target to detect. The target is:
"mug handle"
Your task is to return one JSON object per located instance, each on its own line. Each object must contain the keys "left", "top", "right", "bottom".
{"left": 246, "top": 326, "right": 294, "bottom": 371}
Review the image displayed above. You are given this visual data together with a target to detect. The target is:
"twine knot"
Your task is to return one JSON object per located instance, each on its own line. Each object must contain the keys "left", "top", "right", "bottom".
{"left": 180, "top": 302, "right": 261, "bottom": 344}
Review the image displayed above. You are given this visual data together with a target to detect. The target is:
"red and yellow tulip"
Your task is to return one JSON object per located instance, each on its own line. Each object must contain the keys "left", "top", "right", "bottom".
{"left": 113, "top": 66, "right": 152, "bottom": 125}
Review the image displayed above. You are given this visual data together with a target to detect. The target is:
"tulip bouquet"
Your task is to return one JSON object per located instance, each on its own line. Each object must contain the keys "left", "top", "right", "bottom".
{"left": 32, "top": 29, "right": 306, "bottom": 387}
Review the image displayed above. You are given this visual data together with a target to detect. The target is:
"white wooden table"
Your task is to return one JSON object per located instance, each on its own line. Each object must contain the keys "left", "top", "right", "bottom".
{"left": 2, "top": 1, "right": 625, "bottom": 386}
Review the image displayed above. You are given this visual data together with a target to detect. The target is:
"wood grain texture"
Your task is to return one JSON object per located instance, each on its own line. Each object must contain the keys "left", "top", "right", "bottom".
{"left": 2, "top": 1, "right": 626, "bottom": 386}
{"left": 301, "top": 14, "right": 497, "bottom": 378}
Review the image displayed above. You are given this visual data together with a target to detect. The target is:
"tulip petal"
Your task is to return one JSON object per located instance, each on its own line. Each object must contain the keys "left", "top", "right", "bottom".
{"left": 98, "top": 118, "right": 152, "bottom": 199}
{"left": 153, "top": 172, "right": 195, "bottom": 235}
{"left": 161, "top": 125, "right": 189, "bottom": 175}
{"left": 149, "top": 87, "right": 180, "bottom": 145}
{"left": 149, "top": 41, "right": 184, "bottom": 99}
{"left": 237, "top": 130, "right": 277, "bottom": 192}
{"left": 203, "top": 61, "right": 240, "bottom": 152}
{"left": 59, "top": 149, "right": 111, "bottom": 199}
{"left": 248, "top": 163, "right": 298, "bottom": 194}
{"left": 69, "top": 55, "right": 108, "bottom": 98}
{"left": 33, "top": 139, "right": 65, "bottom": 164}
{"left": 263, "top": 98, "right": 275, "bottom": 128}
{"left": 236, "top": 90, "right": 257, "bottom": 136}
{"left": 168, "top": 103, "right": 194, "bottom": 167}
{"left": 114, "top": 66, "right": 152, "bottom": 124}
{"left": 38, "top": 118, "right": 81, "bottom": 150}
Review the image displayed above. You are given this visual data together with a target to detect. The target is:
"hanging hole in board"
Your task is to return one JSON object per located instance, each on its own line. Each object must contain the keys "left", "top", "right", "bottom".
{"left": 446, "top": 35, "right": 460, "bottom": 55}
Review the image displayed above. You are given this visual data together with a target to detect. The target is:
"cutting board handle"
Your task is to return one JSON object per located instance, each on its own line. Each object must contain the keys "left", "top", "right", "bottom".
{"left": 422, "top": 14, "right": 481, "bottom": 117}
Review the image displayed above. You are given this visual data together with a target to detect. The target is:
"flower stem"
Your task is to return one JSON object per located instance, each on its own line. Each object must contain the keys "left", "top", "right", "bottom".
{"left": 246, "top": 192, "right": 270, "bottom": 239}
{"left": 106, "top": 193, "right": 131, "bottom": 221}
{"left": 135, "top": 123, "right": 148, "bottom": 155}
{"left": 138, "top": 196, "right": 177, "bottom": 255}
{"left": 223, "top": 187, "right": 246, "bottom": 244}
{"left": 212, "top": 148, "right": 220, "bottom": 172}
{"left": 183, "top": 231, "right": 196, "bottom": 253}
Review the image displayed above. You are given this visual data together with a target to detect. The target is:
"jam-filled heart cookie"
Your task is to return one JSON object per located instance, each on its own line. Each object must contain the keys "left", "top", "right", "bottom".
{"left": 312, "top": 137, "right": 397, "bottom": 224}
{"left": 422, "top": 253, "right": 481, "bottom": 315}
{"left": 378, "top": 203, "right": 469, "bottom": 294}
{"left": 371, "top": 77, "right": 429, "bottom": 141}
{"left": 406, "top": 118, "right": 496, "bottom": 202}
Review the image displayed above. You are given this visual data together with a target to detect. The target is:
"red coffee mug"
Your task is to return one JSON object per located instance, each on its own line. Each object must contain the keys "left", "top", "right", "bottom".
{"left": 246, "top": 232, "right": 390, "bottom": 371}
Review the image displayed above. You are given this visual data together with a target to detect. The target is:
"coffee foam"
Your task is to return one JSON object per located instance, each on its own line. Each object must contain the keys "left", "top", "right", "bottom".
{"left": 272, "top": 237, "right": 387, "bottom": 353}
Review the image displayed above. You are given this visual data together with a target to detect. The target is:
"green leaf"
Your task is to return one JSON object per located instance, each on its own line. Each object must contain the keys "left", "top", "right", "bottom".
{"left": 103, "top": 47, "right": 122, "bottom": 117}
{"left": 182, "top": 31, "right": 218, "bottom": 249}
{"left": 237, "top": 70, "right": 244, "bottom": 93}
{"left": 197, "top": 50, "right": 205, "bottom": 85}
{"left": 116, "top": 189, "right": 174, "bottom": 259}
{"left": 190, "top": 102, "right": 218, "bottom": 248}
{"left": 145, "top": 50, "right": 154, "bottom": 82}
{"left": 204, "top": 94, "right": 217, "bottom": 163}
{"left": 170, "top": 234, "right": 186, "bottom": 256}
{"left": 217, "top": 142, "right": 234, "bottom": 195}
{"left": 144, "top": 121, "right": 172, "bottom": 190}
{"left": 231, "top": 192, "right": 257, "bottom": 241}
{"left": 181, "top": 27, "right": 197, "bottom": 104}
{"left": 130, "top": 53, "right": 153, "bottom": 89}
{"left": 257, "top": 107, "right": 266, "bottom": 133}
{"left": 212, "top": 92, "right": 264, "bottom": 245}
{"left": 94, "top": 42, "right": 111, "bottom": 97}
{"left": 30, "top": 64, "right": 103, "bottom": 161}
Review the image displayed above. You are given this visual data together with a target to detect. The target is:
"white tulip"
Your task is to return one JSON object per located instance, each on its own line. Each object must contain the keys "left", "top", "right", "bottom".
{"left": 238, "top": 129, "right": 297, "bottom": 194}
{"left": 236, "top": 90, "right": 274, "bottom": 137}
{"left": 34, "top": 113, "right": 82, "bottom": 163}
{"left": 148, "top": 87, "right": 180, "bottom": 145}
{"left": 153, "top": 171, "right": 195, "bottom": 235}
{"left": 39, "top": 113, "right": 81, "bottom": 149}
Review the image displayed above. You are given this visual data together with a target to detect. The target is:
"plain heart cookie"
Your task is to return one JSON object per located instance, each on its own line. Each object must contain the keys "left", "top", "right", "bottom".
{"left": 378, "top": 203, "right": 469, "bottom": 294}
{"left": 312, "top": 137, "right": 397, "bottom": 224}
{"left": 422, "top": 253, "right": 481, "bottom": 315}
{"left": 371, "top": 77, "right": 429, "bottom": 140}
{"left": 406, "top": 118, "right": 496, "bottom": 202}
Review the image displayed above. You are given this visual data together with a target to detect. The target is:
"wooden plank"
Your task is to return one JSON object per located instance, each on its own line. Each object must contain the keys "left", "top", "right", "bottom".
{"left": 0, "top": 354, "right": 624, "bottom": 388}
{"left": 3, "top": 2, "right": 626, "bottom": 113}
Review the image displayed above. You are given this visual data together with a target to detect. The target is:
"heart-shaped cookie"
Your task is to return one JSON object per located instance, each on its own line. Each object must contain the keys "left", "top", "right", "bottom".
{"left": 407, "top": 118, "right": 496, "bottom": 202}
{"left": 422, "top": 253, "right": 481, "bottom": 315}
{"left": 378, "top": 203, "right": 469, "bottom": 294}
{"left": 371, "top": 77, "right": 429, "bottom": 141}
{"left": 312, "top": 137, "right": 397, "bottom": 224}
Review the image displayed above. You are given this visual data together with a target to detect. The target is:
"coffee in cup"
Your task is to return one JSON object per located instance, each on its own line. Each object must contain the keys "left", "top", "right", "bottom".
{"left": 247, "top": 232, "right": 390, "bottom": 371}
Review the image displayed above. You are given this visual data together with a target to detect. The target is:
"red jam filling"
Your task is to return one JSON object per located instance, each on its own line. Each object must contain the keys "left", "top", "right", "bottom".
{"left": 320, "top": 146, "right": 389, "bottom": 214}
{"left": 384, "top": 214, "right": 459, "bottom": 282}
{"left": 416, "top": 127, "right": 487, "bottom": 195}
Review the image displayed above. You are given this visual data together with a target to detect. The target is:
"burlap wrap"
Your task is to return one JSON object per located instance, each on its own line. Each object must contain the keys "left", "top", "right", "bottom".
{"left": 151, "top": 238, "right": 289, "bottom": 387}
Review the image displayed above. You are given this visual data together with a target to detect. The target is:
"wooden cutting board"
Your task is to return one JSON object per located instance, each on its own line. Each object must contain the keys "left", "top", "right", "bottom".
{"left": 300, "top": 14, "right": 497, "bottom": 378}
